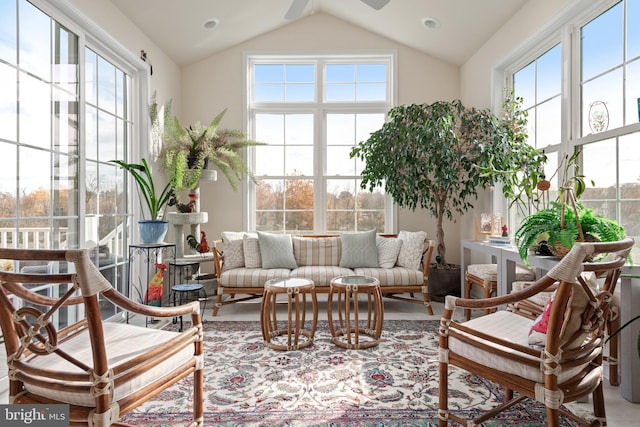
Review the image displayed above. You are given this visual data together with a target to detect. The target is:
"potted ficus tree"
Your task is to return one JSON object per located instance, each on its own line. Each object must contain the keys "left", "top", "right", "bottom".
{"left": 350, "top": 96, "right": 546, "bottom": 296}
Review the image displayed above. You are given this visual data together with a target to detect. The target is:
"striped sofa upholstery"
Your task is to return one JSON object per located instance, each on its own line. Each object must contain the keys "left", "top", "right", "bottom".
{"left": 211, "top": 233, "right": 435, "bottom": 316}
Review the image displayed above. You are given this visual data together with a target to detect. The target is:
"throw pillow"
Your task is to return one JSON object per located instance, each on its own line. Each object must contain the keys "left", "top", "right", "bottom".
{"left": 339, "top": 229, "right": 378, "bottom": 268}
{"left": 377, "top": 236, "right": 402, "bottom": 269}
{"left": 243, "top": 233, "right": 262, "bottom": 268}
{"left": 221, "top": 231, "right": 245, "bottom": 270}
{"left": 396, "top": 230, "right": 427, "bottom": 270}
{"left": 257, "top": 232, "right": 298, "bottom": 269}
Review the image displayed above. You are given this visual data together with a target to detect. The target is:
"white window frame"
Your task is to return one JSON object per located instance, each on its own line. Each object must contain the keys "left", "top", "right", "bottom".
{"left": 243, "top": 51, "right": 398, "bottom": 234}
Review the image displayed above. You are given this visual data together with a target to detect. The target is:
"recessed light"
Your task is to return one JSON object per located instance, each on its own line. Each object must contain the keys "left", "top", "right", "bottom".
{"left": 422, "top": 17, "right": 440, "bottom": 29}
{"left": 203, "top": 18, "right": 219, "bottom": 30}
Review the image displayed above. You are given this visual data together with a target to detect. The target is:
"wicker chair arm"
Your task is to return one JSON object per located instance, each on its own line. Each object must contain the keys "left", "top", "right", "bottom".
{"left": 101, "top": 288, "right": 201, "bottom": 319}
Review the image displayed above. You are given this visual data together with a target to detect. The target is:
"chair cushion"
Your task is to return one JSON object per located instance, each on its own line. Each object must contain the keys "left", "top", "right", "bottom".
{"left": 449, "top": 311, "right": 589, "bottom": 383}
{"left": 290, "top": 266, "right": 355, "bottom": 287}
{"left": 353, "top": 267, "right": 424, "bottom": 286}
{"left": 24, "top": 322, "right": 194, "bottom": 407}
{"left": 220, "top": 268, "right": 291, "bottom": 288}
{"left": 467, "top": 264, "right": 535, "bottom": 282}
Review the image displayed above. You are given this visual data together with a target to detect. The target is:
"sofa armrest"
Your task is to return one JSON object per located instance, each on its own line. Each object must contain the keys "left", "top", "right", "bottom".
{"left": 212, "top": 239, "right": 224, "bottom": 278}
{"left": 422, "top": 239, "right": 435, "bottom": 278}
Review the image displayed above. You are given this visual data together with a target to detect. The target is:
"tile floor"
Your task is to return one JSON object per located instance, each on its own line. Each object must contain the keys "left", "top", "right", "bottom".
{"left": 1, "top": 293, "right": 638, "bottom": 426}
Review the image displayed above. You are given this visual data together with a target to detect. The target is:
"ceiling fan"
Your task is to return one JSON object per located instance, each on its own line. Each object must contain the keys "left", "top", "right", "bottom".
{"left": 285, "top": 0, "right": 390, "bottom": 20}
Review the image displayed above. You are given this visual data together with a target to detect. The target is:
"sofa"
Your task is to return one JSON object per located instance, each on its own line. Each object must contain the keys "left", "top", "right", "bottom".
{"left": 211, "top": 229, "right": 434, "bottom": 316}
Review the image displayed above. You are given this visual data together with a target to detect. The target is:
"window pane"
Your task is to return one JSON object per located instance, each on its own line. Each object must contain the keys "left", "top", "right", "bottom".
{"left": 255, "top": 64, "right": 283, "bottom": 82}
{"left": 326, "top": 64, "right": 354, "bottom": 82}
{"left": 19, "top": 73, "right": 51, "bottom": 149}
{"left": 581, "top": 2, "right": 623, "bottom": 81}
{"left": 19, "top": 147, "right": 50, "bottom": 216}
{"left": 98, "top": 110, "right": 116, "bottom": 161}
{"left": 85, "top": 49, "right": 97, "bottom": 105}
{"left": 53, "top": 87, "right": 78, "bottom": 155}
{"left": 286, "top": 146, "right": 313, "bottom": 176}
{"left": 286, "top": 64, "right": 314, "bottom": 82}
{"left": 582, "top": 69, "right": 622, "bottom": 135}
{"left": 255, "top": 145, "right": 284, "bottom": 176}
{"left": 581, "top": 138, "right": 616, "bottom": 193}
{"left": 628, "top": 0, "right": 640, "bottom": 60}
{"left": 0, "top": 0, "right": 16, "bottom": 64}
{"left": 326, "top": 83, "right": 355, "bottom": 101}
{"left": 327, "top": 114, "right": 355, "bottom": 145}
{"left": 620, "top": 133, "right": 640, "bottom": 190}
{"left": 0, "top": 63, "right": 17, "bottom": 141}
{"left": 357, "top": 64, "right": 386, "bottom": 82}
{"left": 286, "top": 84, "right": 314, "bottom": 101}
{"left": 86, "top": 160, "right": 98, "bottom": 215}
{"left": 537, "top": 44, "right": 561, "bottom": 101}
{"left": 86, "top": 105, "right": 98, "bottom": 160}
{"left": 0, "top": 143, "right": 17, "bottom": 218}
{"left": 19, "top": 0, "right": 51, "bottom": 80}
{"left": 514, "top": 61, "right": 535, "bottom": 109}
{"left": 327, "top": 146, "right": 356, "bottom": 176}
{"left": 256, "top": 179, "right": 283, "bottom": 210}
{"left": 626, "top": 59, "right": 640, "bottom": 125}
{"left": 285, "top": 114, "right": 313, "bottom": 145}
{"left": 536, "top": 96, "right": 561, "bottom": 147}
{"left": 98, "top": 56, "right": 116, "bottom": 114}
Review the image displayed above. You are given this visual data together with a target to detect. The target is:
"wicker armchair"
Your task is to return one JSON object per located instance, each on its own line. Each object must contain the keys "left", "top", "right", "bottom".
{"left": 438, "top": 238, "right": 633, "bottom": 426}
{"left": 0, "top": 248, "right": 204, "bottom": 426}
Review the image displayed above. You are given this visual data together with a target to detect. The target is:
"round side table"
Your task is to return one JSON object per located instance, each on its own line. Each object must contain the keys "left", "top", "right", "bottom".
{"left": 171, "top": 283, "right": 207, "bottom": 331}
{"left": 328, "top": 276, "right": 383, "bottom": 349}
{"left": 261, "top": 278, "right": 318, "bottom": 351}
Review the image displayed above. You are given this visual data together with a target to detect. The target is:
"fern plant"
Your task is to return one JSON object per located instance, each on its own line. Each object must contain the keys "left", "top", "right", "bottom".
{"left": 515, "top": 200, "right": 625, "bottom": 266}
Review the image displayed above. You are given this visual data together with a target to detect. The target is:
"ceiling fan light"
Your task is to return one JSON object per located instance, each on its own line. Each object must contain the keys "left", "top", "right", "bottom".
{"left": 361, "top": 0, "right": 391, "bottom": 10}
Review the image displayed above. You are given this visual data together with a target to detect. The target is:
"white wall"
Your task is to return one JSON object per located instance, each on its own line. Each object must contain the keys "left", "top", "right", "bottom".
{"left": 182, "top": 12, "right": 461, "bottom": 259}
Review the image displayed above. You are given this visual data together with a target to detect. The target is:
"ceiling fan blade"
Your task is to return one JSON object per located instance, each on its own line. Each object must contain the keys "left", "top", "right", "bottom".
{"left": 285, "top": 0, "right": 310, "bottom": 20}
{"left": 361, "top": 0, "right": 391, "bottom": 10}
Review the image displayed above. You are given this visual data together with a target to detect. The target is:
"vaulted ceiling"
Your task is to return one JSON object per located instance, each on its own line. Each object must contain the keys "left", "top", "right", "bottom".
{"left": 110, "top": 0, "right": 529, "bottom": 67}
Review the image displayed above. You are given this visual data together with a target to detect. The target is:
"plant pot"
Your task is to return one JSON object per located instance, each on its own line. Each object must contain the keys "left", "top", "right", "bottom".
{"left": 428, "top": 266, "right": 462, "bottom": 301}
{"left": 138, "top": 220, "right": 169, "bottom": 243}
{"left": 187, "top": 155, "right": 208, "bottom": 170}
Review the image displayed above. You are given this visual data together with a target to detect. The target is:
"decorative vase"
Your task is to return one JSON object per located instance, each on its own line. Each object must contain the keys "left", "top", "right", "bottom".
{"left": 138, "top": 220, "right": 169, "bottom": 243}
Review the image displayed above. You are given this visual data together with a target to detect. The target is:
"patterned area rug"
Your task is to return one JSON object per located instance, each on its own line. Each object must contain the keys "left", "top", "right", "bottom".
{"left": 121, "top": 320, "right": 588, "bottom": 426}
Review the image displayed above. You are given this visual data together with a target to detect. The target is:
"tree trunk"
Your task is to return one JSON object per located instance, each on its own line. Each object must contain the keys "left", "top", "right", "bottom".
{"left": 436, "top": 199, "right": 446, "bottom": 268}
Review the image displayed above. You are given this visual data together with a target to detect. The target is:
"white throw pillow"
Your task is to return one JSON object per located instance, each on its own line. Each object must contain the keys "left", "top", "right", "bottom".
{"left": 377, "top": 236, "right": 402, "bottom": 269}
{"left": 221, "top": 231, "right": 245, "bottom": 270}
{"left": 257, "top": 232, "right": 298, "bottom": 269}
{"left": 243, "top": 233, "right": 262, "bottom": 268}
{"left": 396, "top": 230, "right": 427, "bottom": 270}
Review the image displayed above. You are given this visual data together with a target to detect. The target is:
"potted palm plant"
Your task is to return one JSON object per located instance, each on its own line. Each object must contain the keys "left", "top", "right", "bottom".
{"left": 350, "top": 97, "right": 546, "bottom": 296}
{"left": 154, "top": 98, "right": 264, "bottom": 192}
{"left": 110, "top": 158, "right": 173, "bottom": 243}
